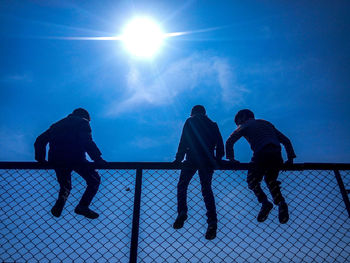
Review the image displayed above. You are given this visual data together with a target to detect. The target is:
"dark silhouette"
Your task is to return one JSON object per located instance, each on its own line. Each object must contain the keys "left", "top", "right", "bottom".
{"left": 226, "top": 109, "right": 296, "bottom": 224}
{"left": 34, "top": 108, "right": 106, "bottom": 219}
{"left": 173, "top": 105, "right": 224, "bottom": 240}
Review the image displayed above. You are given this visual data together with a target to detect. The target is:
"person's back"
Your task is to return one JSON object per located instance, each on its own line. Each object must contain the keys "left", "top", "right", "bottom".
{"left": 175, "top": 106, "right": 224, "bottom": 167}
{"left": 48, "top": 115, "right": 92, "bottom": 163}
{"left": 238, "top": 119, "right": 282, "bottom": 154}
{"left": 35, "top": 111, "right": 102, "bottom": 165}
{"left": 226, "top": 117, "right": 295, "bottom": 161}
{"left": 181, "top": 114, "right": 223, "bottom": 165}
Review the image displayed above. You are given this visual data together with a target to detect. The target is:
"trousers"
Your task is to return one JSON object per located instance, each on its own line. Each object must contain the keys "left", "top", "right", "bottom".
{"left": 54, "top": 165, "right": 101, "bottom": 207}
{"left": 247, "top": 150, "right": 284, "bottom": 205}
{"left": 177, "top": 165, "right": 217, "bottom": 225}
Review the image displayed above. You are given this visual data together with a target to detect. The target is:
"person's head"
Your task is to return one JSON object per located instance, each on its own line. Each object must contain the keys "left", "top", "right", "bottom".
{"left": 72, "top": 108, "right": 91, "bottom": 121}
{"left": 234, "top": 109, "right": 254, "bottom": 126}
{"left": 191, "top": 105, "right": 206, "bottom": 116}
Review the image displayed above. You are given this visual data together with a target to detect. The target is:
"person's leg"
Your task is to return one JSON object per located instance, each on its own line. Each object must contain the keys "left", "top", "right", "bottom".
{"left": 174, "top": 168, "right": 196, "bottom": 229}
{"left": 247, "top": 163, "right": 268, "bottom": 204}
{"left": 52, "top": 168, "right": 72, "bottom": 217}
{"left": 265, "top": 153, "right": 289, "bottom": 223}
{"left": 198, "top": 168, "right": 217, "bottom": 240}
{"left": 74, "top": 166, "right": 101, "bottom": 219}
{"left": 248, "top": 160, "right": 273, "bottom": 222}
{"left": 198, "top": 168, "right": 217, "bottom": 226}
{"left": 265, "top": 168, "right": 284, "bottom": 205}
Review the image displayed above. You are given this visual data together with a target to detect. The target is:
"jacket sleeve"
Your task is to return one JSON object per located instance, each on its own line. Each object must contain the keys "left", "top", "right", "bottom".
{"left": 225, "top": 126, "right": 244, "bottom": 160}
{"left": 175, "top": 120, "right": 189, "bottom": 162}
{"left": 34, "top": 129, "right": 50, "bottom": 162}
{"left": 275, "top": 128, "right": 296, "bottom": 160}
{"left": 79, "top": 121, "right": 102, "bottom": 161}
{"left": 214, "top": 123, "right": 225, "bottom": 160}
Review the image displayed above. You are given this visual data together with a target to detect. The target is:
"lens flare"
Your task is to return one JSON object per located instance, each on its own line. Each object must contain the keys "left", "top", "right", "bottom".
{"left": 121, "top": 17, "right": 164, "bottom": 58}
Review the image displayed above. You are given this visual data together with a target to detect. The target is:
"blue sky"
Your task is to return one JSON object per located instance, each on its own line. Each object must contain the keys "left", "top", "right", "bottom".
{"left": 0, "top": 0, "right": 349, "bottom": 162}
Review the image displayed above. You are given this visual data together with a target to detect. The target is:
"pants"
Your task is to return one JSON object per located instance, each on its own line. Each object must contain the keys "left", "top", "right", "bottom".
{"left": 247, "top": 150, "right": 284, "bottom": 205}
{"left": 54, "top": 165, "right": 101, "bottom": 207}
{"left": 177, "top": 165, "right": 217, "bottom": 225}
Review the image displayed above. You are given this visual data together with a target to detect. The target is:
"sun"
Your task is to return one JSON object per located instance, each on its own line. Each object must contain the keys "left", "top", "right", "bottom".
{"left": 121, "top": 17, "right": 164, "bottom": 58}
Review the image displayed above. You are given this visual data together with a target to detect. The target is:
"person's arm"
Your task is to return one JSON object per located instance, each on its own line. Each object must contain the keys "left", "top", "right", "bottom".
{"left": 275, "top": 128, "right": 296, "bottom": 161}
{"left": 214, "top": 123, "right": 225, "bottom": 160}
{"left": 34, "top": 129, "right": 50, "bottom": 163}
{"left": 175, "top": 120, "right": 189, "bottom": 162}
{"left": 79, "top": 121, "right": 103, "bottom": 162}
{"left": 225, "top": 126, "right": 244, "bottom": 161}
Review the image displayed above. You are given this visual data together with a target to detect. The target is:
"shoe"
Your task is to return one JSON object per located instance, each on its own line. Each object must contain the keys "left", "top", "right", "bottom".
{"left": 205, "top": 224, "right": 217, "bottom": 240}
{"left": 51, "top": 200, "right": 65, "bottom": 217}
{"left": 75, "top": 206, "right": 99, "bottom": 219}
{"left": 257, "top": 201, "right": 273, "bottom": 222}
{"left": 173, "top": 214, "right": 188, "bottom": 229}
{"left": 278, "top": 201, "right": 289, "bottom": 224}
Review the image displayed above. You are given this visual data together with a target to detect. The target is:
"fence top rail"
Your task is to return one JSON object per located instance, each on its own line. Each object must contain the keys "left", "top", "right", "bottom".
{"left": 0, "top": 162, "right": 349, "bottom": 171}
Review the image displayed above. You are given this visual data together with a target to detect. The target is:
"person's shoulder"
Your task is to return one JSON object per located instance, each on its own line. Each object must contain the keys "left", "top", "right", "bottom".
{"left": 202, "top": 116, "right": 220, "bottom": 130}
{"left": 201, "top": 115, "right": 216, "bottom": 125}
{"left": 256, "top": 119, "right": 273, "bottom": 125}
{"left": 255, "top": 119, "right": 266, "bottom": 122}
{"left": 256, "top": 119, "right": 276, "bottom": 129}
{"left": 67, "top": 115, "right": 91, "bottom": 129}
{"left": 50, "top": 116, "right": 69, "bottom": 128}
{"left": 239, "top": 119, "right": 259, "bottom": 130}
{"left": 184, "top": 117, "right": 192, "bottom": 124}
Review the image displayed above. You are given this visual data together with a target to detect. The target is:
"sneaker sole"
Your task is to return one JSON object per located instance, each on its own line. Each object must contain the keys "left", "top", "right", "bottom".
{"left": 75, "top": 210, "right": 99, "bottom": 219}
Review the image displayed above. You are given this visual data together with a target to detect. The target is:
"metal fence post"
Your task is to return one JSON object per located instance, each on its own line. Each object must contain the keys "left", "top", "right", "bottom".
{"left": 334, "top": 170, "right": 350, "bottom": 218}
{"left": 129, "top": 168, "right": 143, "bottom": 263}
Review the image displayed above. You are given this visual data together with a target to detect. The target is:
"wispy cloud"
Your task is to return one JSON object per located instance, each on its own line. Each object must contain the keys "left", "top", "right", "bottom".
{"left": 0, "top": 129, "right": 32, "bottom": 161}
{"left": 0, "top": 73, "right": 33, "bottom": 83}
{"left": 107, "top": 53, "right": 247, "bottom": 116}
{"left": 129, "top": 136, "right": 164, "bottom": 149}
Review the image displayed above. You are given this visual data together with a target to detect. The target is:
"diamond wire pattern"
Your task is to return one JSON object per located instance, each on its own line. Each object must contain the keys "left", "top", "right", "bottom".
{"left": 1, "top": 168, "right": 350, "bottom": 262}
{"left": 0, "top": 169, "right": 135, "bottom": 263}
{"left": 138, "top": 169, "right": 350, "bottom": 263}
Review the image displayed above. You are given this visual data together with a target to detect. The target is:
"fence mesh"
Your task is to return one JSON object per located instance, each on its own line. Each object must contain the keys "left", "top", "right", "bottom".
{"left": 1, "top": 168, "right": 350, "bottom": 262}
{"left": 0, "top": 169, "right": 135, "bottom": 262}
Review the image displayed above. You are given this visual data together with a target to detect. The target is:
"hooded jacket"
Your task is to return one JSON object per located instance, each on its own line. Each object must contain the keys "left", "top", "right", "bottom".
{"left": 176, "top": 114, "right": 224, "bottom": 166}
{"left": 34, "top": 114, "right": 102, "bottom": 164}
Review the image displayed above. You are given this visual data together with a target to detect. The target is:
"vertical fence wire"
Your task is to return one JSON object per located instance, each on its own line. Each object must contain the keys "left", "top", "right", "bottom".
{"left": 1, "top": 167, "right": 350, "bottom": 262}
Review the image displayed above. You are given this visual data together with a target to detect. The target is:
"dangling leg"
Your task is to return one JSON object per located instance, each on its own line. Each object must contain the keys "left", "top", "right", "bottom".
{"left": 74, "top": 166, "right": 101, "bottom": 219}
{"left": 265, "top": 162, "right": 289, "bottom": 224}
{"left": 52, "top": 168, "right": 72, "bottom": 217}
{"left": 174, "top": 168, "right": 196, "bottom": 229}
{"left": 247, "top": 164, "right": 273, "bottom": 222}
{"left": 199, "top": 168, "right": 217, "bottom": 240}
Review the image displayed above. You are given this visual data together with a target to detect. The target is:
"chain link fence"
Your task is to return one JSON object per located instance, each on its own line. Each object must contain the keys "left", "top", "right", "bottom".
{"left": 1, "top": 164, "right": 350, "bottom": 262}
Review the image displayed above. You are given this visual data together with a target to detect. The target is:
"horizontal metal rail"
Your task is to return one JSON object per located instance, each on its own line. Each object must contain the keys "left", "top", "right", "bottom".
{"left": 0, "top": 161, "right": 350, "bottom": 170}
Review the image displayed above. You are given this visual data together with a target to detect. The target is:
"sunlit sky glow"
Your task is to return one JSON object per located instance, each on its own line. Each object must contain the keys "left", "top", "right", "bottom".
{"left": 0, "top": 1, "right": 349, "bottom": 163}
{"left": 47, "top": 17, "right": 195, "bottom": 58}
{"left": 121, "top": 17, "right": 165, "bottom": 58}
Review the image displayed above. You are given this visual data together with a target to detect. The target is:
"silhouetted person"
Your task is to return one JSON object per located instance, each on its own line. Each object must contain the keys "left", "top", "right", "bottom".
{"left": 226, "top": 109, "right": 296, "bottom": 224}
{"left": 173, "top": 105, "right": 224, "bottom": 240}
{"left": 34, "top": 108, "right": 106, "bottom": 219}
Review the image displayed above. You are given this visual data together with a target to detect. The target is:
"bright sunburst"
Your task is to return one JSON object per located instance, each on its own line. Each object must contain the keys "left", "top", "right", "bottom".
{"left": 52, "top": 16, "right": 223, "bottom": 59}
{"left": 121, "top": 17, "right": 164, "bottom": 58}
